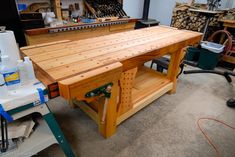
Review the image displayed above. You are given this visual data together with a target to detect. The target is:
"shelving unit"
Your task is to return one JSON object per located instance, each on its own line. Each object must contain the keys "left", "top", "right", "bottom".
{"left": 1, "top": 120, "right": 57, "bottom": 157}
{"left": 0, "top": 83, "right": 75, "bottom": 157}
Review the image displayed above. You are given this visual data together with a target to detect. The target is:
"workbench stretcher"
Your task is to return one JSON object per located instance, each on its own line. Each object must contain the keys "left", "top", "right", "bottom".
{"left": 20, "top": 26, "right": 202, "bottom": 138}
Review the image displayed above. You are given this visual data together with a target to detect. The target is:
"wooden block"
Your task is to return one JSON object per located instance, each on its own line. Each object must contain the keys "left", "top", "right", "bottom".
{"left": 118, "top": 67, "right": 137, "bottom": 116}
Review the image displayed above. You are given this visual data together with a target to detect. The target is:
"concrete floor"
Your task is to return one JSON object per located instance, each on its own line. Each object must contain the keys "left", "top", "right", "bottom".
{"left": 38, "top": 66, "right": 235, "bottom": 157}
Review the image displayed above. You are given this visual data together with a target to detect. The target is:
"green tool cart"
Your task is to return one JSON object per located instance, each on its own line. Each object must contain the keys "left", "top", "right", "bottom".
{"left": 0, "top": 81, "right": 75, "bottom": 157}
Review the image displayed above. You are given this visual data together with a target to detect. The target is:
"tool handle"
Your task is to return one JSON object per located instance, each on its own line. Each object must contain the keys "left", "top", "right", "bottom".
{"left": 101, "top": 98, "right": 109, "bottom": 124}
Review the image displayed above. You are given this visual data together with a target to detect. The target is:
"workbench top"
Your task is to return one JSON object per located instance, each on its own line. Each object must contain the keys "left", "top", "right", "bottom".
{"left": 21, "top": 26, "right": 202, "bottom": 86}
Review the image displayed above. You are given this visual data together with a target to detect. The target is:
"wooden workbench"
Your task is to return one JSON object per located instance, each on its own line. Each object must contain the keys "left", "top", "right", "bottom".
{"left": 24, "top": 19, "right": 137, "bottom": 45}
{"left": 20, "top": 26, "right": 202, "bottom": 138}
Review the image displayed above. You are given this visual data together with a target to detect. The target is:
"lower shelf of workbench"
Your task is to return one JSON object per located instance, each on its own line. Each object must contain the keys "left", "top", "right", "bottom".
{"left": 117, "top": 67, "right": 173, "bottom": 124}
{"left": 1, "top": 119, "right": 57, "bottom": 157}
{"left": 132, "top": 66, "right": 171, "bottom": 104}
{"left": 75, "top": 66, "right": 173, "bottom": 125}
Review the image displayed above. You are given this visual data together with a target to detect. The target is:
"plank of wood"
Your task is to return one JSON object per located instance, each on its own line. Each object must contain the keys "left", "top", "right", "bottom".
{"left": 20, "top": 40, "right": 70, "bottom": 51}
{"left": 54, "top": 0, "right": 62, "bottom": 20}
{"left": 73, "top": 100, "right": 99, "bottom": 124}
{"left": 222, "top": 55, "right": 235, "bottom": 64}
{"left": 109, "top": 22, "right": 135, "bottom": 31}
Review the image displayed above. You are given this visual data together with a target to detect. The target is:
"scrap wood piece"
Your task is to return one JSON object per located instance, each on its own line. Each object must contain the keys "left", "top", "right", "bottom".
{"left": 83, "top": 0, "right": 97, "bottom": 18}
{"left": 21, "top": 3, "right": 50, "bottom": 12}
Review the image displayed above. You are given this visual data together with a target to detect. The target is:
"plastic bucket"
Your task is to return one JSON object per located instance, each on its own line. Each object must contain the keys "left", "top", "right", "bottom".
{"left": 198, "top": 48, "right": 221, "bottom": 70}
{"left": 185, "top": 47, "right": 200, "bottom": 61}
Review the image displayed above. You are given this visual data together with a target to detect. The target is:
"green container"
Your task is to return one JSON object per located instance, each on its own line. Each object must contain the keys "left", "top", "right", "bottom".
{"left": 185, "top": 47, "right": 200, "bottom": 61}
{"left": 198, "top": 48, "right": 221, "bottom": 70}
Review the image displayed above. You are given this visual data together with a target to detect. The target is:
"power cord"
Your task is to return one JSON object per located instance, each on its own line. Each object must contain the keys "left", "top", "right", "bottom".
{"left": 197, "top": 117, "right": 235, "bottom": 157}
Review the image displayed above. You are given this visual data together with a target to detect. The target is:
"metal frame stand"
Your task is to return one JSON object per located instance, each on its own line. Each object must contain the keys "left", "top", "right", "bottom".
{"left": 6, "top": 103, "right": 75, "bottom": 157}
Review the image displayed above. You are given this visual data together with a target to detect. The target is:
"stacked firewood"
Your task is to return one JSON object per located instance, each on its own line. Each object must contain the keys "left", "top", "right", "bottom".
{"left": 171, "top": 3, "right": 229, "bottom": 32}
{"left": 223, "top": 8, "right": 235, "bottom": 20}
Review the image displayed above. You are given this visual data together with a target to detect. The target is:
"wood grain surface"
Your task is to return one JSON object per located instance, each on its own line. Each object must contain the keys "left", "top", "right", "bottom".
{"left": 21, "top": 26, "right": 202, "bottom": 85}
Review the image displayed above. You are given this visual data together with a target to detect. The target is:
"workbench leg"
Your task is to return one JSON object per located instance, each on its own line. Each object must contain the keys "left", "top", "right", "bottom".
{"left": 68, "top": 99, "right": 78, "bottom": 109}
{"left": 43, "top": 106, "right": 75, "bottom": 157}
{"left": 98, "top": 80, "right": 119, "bottom": 138}
{"left": 167, "top": 49, "right": 184, "bottom": 94}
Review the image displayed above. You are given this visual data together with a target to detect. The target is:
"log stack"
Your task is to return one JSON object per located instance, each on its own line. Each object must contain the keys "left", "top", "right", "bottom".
{"left": 171, "top": 3, "right": 232, "bottom": 32}
{"left": 223, "top": 8, "right": 235, "bottom": 20}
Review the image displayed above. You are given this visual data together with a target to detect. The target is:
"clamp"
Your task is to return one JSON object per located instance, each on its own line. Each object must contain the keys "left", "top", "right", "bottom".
{"left": 85, "top": 83, "right": 113, "bottom": 123}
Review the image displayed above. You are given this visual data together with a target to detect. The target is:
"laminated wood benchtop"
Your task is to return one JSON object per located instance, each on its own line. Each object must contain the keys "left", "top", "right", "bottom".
{"left": 21, "top": 26, "right": 202, "bottom": 97}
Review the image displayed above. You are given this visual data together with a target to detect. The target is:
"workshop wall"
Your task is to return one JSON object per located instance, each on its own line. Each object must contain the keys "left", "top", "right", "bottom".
{"left": 123, "top": 0, "right": 143, "bottom": 18}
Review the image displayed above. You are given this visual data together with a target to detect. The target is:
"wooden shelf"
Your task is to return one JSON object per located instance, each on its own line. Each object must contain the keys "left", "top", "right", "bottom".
{"left": 132, "top": 67, "right": 171, "bottom": 105}
{"left": 117, "top": 67, "right": 173, "bottom": 124}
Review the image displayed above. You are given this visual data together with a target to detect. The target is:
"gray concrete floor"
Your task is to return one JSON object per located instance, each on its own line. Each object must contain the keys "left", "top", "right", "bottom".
{"left": 38, "top": 66, "right": 235, "bottom": 157}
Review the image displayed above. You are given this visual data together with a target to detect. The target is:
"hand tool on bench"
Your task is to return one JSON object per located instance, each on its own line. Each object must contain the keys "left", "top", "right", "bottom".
{"left": 0, "top": 116, "right": 8, "bottom": 153}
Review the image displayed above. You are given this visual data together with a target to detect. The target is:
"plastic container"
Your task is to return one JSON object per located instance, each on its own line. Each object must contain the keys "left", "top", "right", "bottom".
{"left": 17, "top": 4, "right": 27, "bottom": 11}
{"left": 17, "top": 60, "right": 28, "bottom": 85}
{"left": 198, "top": 42, "right": 225, "bottom": 70}
{"left": 198, "top": 48, "right": 221, "bottom": 70}
{"left": 185, "top": 47, "right": 200, "bottom": 61}
{"left": 0, "top": 30, "right": 20, "bottom": 67}
{"left": 0, "top": 55, "right": 20, "bottom": 89}
{"left": 201, "top": 41, "right": 225, "bottom": 53}
{"left": 24, "top": 57, "right": 36, "bottom": 82}
{"left": 0, "top": 74, "right": 8, "bottom": 98}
